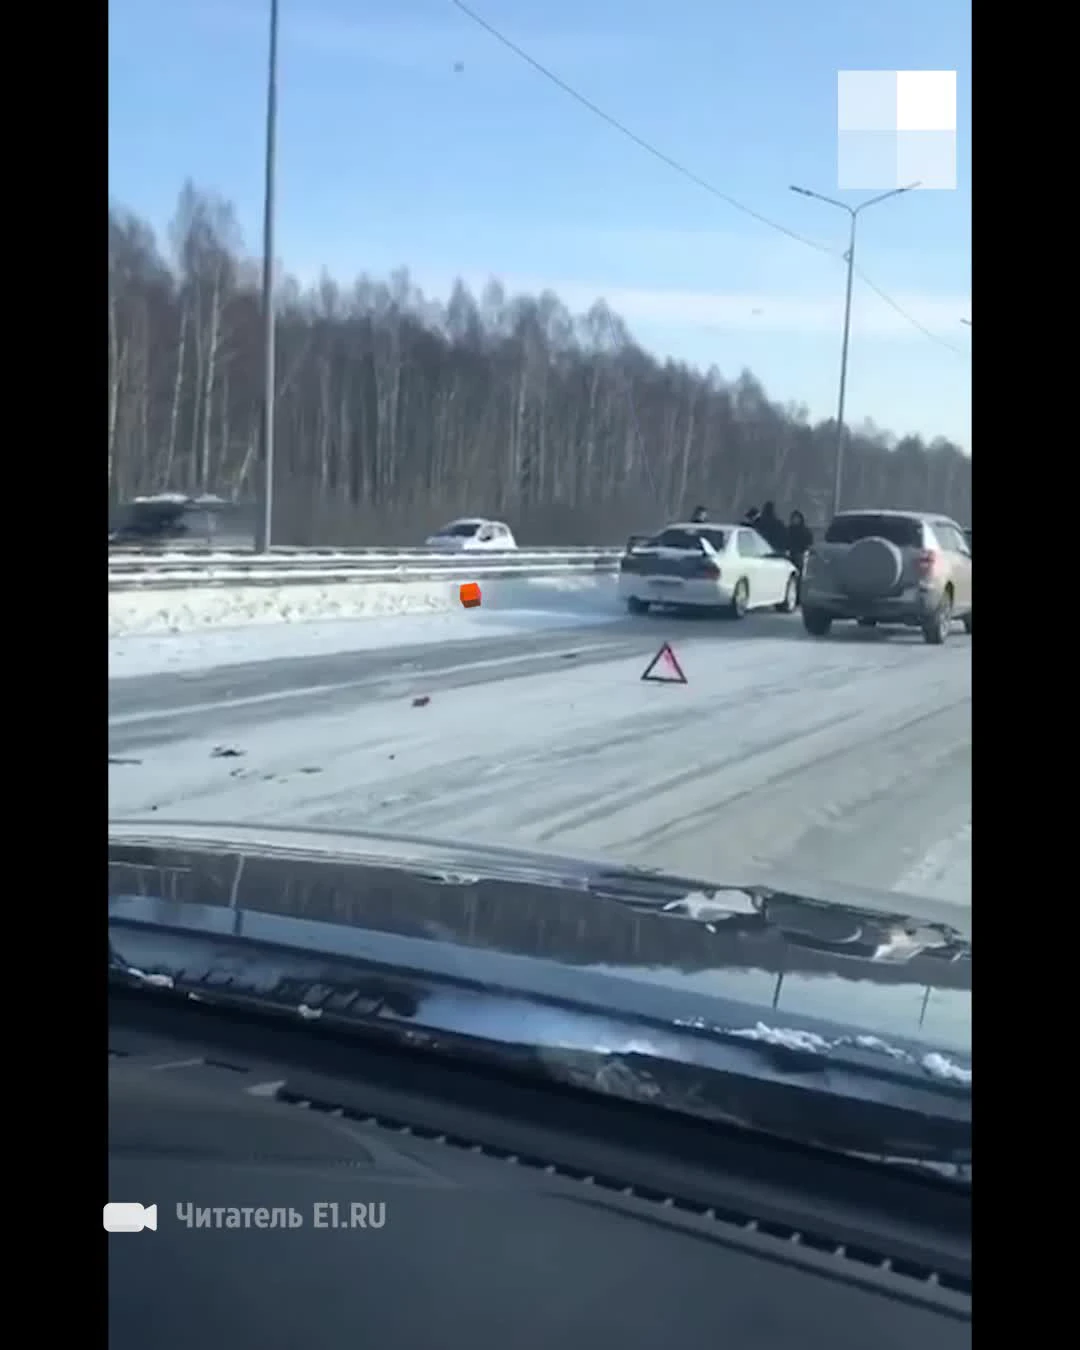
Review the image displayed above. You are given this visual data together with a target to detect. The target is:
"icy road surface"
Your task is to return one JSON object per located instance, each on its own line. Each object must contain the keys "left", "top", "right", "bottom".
{"left": 109, "top": 615, "right": 971, "bottom": 904}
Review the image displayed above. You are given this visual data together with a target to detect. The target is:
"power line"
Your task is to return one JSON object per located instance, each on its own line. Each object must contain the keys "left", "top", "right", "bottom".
{"left": 448, "top": 0, "right": 830, "bottom": 255}
{"left": 854, "top": 266, "right": 969, "bottom": 357}
{"left": 448, "top": 0, "right": 968, "bottom": 358}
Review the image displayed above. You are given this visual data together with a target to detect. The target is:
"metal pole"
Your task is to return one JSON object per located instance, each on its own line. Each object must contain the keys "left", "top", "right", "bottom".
{"left": 833, "top": 213, "right": 857, "bottom": 516}
{"left": 255, "top": 0, "right": 279, "bottom": 554}
{"left": 788, "top": 183, "right": 916, "bottom": 517}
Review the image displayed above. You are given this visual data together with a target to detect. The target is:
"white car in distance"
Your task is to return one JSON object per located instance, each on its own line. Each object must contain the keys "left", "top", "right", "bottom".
{"left": 424, "top": 518, "right": 518, "bottom": 551}
{"left": 618, "top": 522, "right": 799, "bottom": 618}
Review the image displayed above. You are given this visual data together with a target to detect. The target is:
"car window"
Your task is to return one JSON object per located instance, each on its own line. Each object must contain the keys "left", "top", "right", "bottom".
{"left": 935, "top": 523, "right": 969, "bottom": 555}
{"left": 695, "top": 528, "right": 727, "bottom": 551}
{"left": 441, "top": 521, "right": 480, "bottom": 537}
{"left": 824, "top": 514, "right": 923, "bottom": 548}
{"left": 736, "top": 529, "right": 768, "bottom": 556}
{"left": 655, "top": 528, "right": 706, "bottom": 551}
{"left": 116, "top": 501, "right": 189, "bottom": 535}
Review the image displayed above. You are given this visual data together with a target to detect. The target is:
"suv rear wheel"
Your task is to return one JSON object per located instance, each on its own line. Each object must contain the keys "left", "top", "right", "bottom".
{"left": 802, "top": 608, "right": 832, "bottom": 637}
{"left": 922, "top": 592, "right": 953, "bottom": 645}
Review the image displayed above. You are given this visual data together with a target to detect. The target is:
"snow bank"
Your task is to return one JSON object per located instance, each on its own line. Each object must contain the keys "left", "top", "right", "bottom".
{"left": 109, "top": 574, "right": 622, "bottom": 680}
{"left": 109, "top": 573, "right": 618, "bottom": 639}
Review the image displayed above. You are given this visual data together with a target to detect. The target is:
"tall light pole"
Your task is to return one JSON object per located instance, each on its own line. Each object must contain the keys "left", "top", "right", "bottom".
{"left": 255, "top": 0, "right": 280, "bottom": 553}
{"left": 789, "top": 183, "right": 917, "bottom": 516}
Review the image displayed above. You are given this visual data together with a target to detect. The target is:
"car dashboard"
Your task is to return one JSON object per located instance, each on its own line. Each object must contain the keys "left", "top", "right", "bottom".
{"left": 109, "top": 992, "right": 971, "bottom": 1350}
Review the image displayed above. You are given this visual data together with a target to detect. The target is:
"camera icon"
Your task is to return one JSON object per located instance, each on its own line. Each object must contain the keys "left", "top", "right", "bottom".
{"left": 103, "top": 1202, "right": 158, "bottom": 1233}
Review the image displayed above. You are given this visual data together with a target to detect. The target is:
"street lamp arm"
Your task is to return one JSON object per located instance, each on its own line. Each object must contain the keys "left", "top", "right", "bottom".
{"left": 788, "top": 184, "right": 851, "bottom": 214}
{"left": 854, "top": 182, "right": 920, "bottom": 214}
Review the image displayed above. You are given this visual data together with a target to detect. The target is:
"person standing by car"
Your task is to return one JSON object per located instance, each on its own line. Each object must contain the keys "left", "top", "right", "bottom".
{"left": 755, "top": 501, "right": 788, "bottom": 554}
{"left": 786, "top": 510, "right": 814, "bottom": 571}
{"left": 786, "top": 509, "right": 814, "bottom": 604}
{"left": 690, "top": 505, "right": 709, "bottom": 523}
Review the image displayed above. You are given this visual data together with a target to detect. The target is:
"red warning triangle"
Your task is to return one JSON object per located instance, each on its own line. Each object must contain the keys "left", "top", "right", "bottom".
{"left": 640, "top": 641, "right": 687, "bottom": 685}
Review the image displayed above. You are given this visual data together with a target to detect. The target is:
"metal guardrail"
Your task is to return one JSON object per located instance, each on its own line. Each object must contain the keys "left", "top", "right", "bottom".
{"left": 108, "top": 548, "right": 623, "bottom": 593}
{"left": 108, "top": 543, "right": 605, "bottom": 556}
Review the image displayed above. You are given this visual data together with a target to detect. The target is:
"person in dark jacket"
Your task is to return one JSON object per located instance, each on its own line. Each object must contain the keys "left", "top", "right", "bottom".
{"left": 755, "top": 500, "right": 788, "bottom": 553}
{"left": 742, "top": 506, "right": 760, "bottom": 526}
{"left": 690, "top": 505, "right": 709, "bottom": 523}
{"left": 786, "top": 510, "right": 814, "bottom": 570}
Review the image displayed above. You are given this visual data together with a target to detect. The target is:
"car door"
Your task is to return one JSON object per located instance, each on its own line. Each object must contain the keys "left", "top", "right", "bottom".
{"left": 735, "top": 529, "right": 779, "bottom": 606}
{"left": 757, "top": 529, "right": 797, "bottom": 602}
{"left": 937, "top": 522, "right": 972, "bottom": 610}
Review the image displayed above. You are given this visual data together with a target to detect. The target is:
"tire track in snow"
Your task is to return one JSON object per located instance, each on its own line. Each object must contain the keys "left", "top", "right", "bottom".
{"left": 109, "top": 629, "right": 971, "bottom": 900}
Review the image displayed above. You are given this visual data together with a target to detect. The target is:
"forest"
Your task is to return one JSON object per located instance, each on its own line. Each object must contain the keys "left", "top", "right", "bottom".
{"left": 108, "top": 183, "right": 971, "bottom": 546}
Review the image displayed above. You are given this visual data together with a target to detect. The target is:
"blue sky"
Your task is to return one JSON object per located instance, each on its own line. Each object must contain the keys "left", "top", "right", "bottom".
{"left": 108, "top": 0, "right": 971, "bottom": 449}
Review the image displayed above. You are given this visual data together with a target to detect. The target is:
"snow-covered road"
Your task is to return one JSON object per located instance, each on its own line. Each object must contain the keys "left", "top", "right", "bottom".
{"left": 109, "top": 610, "right": 971, "bottom": 906}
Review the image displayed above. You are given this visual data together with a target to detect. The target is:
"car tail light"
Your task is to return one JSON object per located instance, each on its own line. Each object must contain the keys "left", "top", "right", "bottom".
{"left": 696, "top": 560, "right": 720, "bottom": 579}
{"left": 917, "top": 549, "right": 940, "bottom": 578}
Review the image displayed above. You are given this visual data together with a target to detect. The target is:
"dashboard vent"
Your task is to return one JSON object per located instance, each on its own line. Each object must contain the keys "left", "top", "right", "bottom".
{"left": 276, "top": 1086, "right": 970, "bottom": 1297}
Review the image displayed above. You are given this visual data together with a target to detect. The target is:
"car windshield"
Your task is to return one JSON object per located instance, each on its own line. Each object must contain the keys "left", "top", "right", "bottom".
{"left": 109, "top": 0, "right": 970, "bottom": 1170}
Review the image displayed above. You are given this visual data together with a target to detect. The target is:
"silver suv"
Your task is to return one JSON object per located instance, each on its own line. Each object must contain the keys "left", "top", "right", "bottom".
{"left": 800, "top": 510, "right": 972, "bottom": 645}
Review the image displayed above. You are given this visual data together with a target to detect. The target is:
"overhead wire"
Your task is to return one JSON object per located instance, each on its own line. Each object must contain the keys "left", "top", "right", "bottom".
{"left": 853, "top": 266, "right": 968, "bottom": 355}
{"left": 447, "top": 0, "right": 970, "bottom": 359}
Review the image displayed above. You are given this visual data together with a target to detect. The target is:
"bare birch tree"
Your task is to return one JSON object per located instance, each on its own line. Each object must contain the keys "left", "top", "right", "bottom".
{"left": 107, "top": 186, "right": 972, "bottom": 546}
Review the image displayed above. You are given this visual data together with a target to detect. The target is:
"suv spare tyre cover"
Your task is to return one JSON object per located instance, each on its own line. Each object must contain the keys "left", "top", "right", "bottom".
{"left": 839, "top": 536, "right": 904, "bottom": 597}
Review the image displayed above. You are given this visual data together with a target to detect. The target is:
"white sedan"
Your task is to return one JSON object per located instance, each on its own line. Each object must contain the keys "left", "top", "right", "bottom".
{"left": 424, "top": 518, "right": 518, "bottom": 551}
{"left": 618, "top": 522, "right": 799, "bottom": 617}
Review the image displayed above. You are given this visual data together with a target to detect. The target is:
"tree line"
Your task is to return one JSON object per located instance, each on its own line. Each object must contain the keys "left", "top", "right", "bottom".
{"left": 108, "top": 182, "right": 971, "bottom": 546}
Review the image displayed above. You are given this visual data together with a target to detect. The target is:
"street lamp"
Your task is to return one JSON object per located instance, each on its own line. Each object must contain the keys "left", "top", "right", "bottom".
{"left": 789, "top": 183, "right": 917, "bottom": 516}
{"left": 255, "top": 0, "right": 280, "bottom": 553}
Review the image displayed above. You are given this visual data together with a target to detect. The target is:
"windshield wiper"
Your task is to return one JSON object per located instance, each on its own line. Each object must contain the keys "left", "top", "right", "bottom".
{"left": 108, "top": 908, "right": 970, "bottom": 1186}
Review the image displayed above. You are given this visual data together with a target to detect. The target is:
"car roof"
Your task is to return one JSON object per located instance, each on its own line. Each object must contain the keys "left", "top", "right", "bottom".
{"left": 832, "top": 508, "right": 957, "bottom": 524}
{"left": 663, "top": 521, "right": 740, "bottom": 533}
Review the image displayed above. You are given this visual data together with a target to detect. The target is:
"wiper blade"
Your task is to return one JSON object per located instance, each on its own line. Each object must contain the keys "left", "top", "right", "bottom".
{"left": 108, "top": 907, "right": 970, "bottom": 1184}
